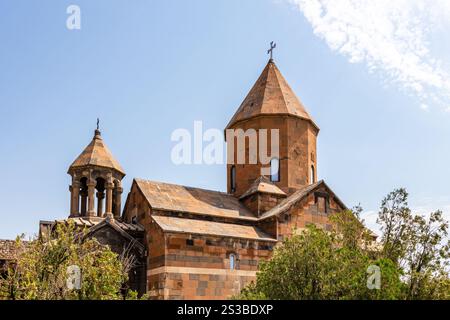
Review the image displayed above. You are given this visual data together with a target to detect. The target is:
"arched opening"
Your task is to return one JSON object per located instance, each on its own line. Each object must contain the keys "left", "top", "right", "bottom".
{"left": 310, "top": 165, "right": 316, "bottom": 184}
{"left": 230, "top": 165, "right": 236, "bottom": 193}
{"left": 270, "top": 158, "right": 280, "bottom": 182}
{"left": 95, "top": 177, "right": 106, "bottom": 217}
{"left": 79, "top": 177, "right": 88, "bottom": 216}
{"left": 229, "top": 253, "right": 236, "bottom": 270}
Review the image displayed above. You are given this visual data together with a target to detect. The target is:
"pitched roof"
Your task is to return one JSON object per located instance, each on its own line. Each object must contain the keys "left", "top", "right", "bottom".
{"left": 68, "top": 130, "right": 125, "bottom": 175}
{"left": 85, "top": 218, "right": 146, "bottom": 253}
{"left": 134, "top": 179, "right": 257, "bottom": 221}
{"left": 152, "top": 215, "right": 276, "bottom": 242}
{"left": 259, "top": 180, "right": 347, "bottom": 220}
{"left": 47, "top": 217, "right": 145, "bottom": 254}
{"left": 60, "top": 216, "right": 145, "bottom": 233}
{"left": 226, "top": 60, "right": 318, "bottom": 129}
{"left": 240, "top": 176, "right": 286, "bottom": 199}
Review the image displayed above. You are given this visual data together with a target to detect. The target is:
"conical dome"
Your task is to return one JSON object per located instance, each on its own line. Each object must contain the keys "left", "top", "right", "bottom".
{"left": 68, "top": 129, "right": 125, "bottom": 176}
{"left": 226, "top": 60, "right": 318, "bottom": 130}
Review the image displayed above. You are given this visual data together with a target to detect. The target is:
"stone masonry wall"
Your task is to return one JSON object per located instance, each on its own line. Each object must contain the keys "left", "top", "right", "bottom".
{"left": 146, "top": 221, "right": 274, "bottom": 300}
{"left": 227, "top": 116, "right": 289, "bottom": 197}
{"left": 277, "top": 186, "right": 344, "bottom": 241}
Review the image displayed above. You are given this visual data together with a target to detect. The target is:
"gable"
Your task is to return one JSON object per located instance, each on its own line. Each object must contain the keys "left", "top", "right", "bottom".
{"left": 259, "top": 180, "right": 347, "bottom": 220}
{"left": 49, "top": 217, "right": 145, "bottom": 256}
{"left": 86, "top": 221, "right": 145, "bottom": 256}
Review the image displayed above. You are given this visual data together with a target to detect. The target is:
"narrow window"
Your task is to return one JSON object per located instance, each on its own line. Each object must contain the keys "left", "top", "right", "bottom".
{"left": 317, "top": 196, "right": 326, "bottom": 213}
{"left": 270, "top": 158, "right": 280, "bottom": 182}
{"left": 229, "top": 253, "right": 236, "bottom": 270}
{"left": 186, "top": 239, "right": 194, "bottom": 246}
{"left": 230, "top": 165, "right": 236, "bottom": 192}
{"left": 310, "top": 165, "right": 316, "bottom": 184}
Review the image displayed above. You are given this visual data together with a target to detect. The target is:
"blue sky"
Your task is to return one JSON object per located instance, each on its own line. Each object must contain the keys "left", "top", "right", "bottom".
{"left": 1, "top": 0, "right": 450, "bottom": 239}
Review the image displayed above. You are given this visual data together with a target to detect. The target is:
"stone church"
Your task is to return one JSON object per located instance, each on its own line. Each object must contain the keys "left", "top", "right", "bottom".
{"left": 10, "top": 58, "right": 359, "bottom": 299}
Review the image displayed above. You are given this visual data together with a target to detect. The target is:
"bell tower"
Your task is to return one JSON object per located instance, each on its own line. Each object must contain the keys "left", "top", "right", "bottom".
{"left": 226, "top": 59, "right": 319, "bottom": 197}
{"left": 67, "top": 125, "right": 125, "bottom": 219}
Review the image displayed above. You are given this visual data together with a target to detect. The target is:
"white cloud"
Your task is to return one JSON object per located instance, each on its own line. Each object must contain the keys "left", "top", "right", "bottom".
{"left": 420, "top": 104, "right": 429, "bottom": 111}
{"left": 288, "top": 0, "right": 450, "bottom": 110}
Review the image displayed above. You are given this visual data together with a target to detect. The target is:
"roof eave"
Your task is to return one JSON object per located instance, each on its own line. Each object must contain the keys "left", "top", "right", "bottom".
{"left": 67, "top": 164, "right": 126, "bottom": 177}
{"left": 151, "top": 218, "right": 277, "bottom": 243}
{"left": 225, "top": 113, "right": 320, "bottom": 132}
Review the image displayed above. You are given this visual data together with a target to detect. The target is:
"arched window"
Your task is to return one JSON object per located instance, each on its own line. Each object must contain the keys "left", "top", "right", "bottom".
{"left": 310, "top": 165, "right": 316, "bottom": 184}
{"left": 230, "top": 165, "right": 236, "bottom": 192}
{"left": 270, "top": 158, "right": 280, "bottom": 182}
{"left": 229, "top": 253, "right": 236, "bottom": 270}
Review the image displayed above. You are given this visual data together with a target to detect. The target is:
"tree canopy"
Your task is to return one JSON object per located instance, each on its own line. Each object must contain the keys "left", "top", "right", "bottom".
{"left": 0, "top": 221, "right": 130, "bottom": 300}
{"left": 236, "top": 189, "right": 450, "bottom": 300}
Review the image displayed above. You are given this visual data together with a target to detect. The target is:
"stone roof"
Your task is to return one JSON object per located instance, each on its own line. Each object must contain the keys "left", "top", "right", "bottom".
{"left": 41, "top": 217, "right": 146, "bottom": 255}
{"left": 226, "top": 60, "right": 318, "bottom": 129}
{"left": 259, "top": 180, "right": 347, "bottom": 220}
{"left": 0, "top": 239, "right": 19, "bottom": 260}
{"left": 68, "top": 130, "right": 125, "bottom": 175}
{"left": 134, "top": 178, "right": 348, "bottom": 223}
{"left": 239, "top": 176, "right": 287, "bottom": 199}
{"left": 55, "top": 216, "right": 145, "bottom": 232}
{"left": 152, "top": 215, "right": 276, "bottom": 242}
{"left": 134, "top": 179, "right": 258, "bottom": 221}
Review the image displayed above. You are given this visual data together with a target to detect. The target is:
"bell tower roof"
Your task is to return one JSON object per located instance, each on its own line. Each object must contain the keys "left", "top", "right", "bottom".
{"left": 226, "top": 60, "right": 318, "bottom": 130}
{"left": 68, "top": 129, "right": 125, "bottom": 176}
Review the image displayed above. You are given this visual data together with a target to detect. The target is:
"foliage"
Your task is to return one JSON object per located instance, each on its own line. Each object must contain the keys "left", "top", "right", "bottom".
{"left": 377, "top": 189, "right": 450, "bottom": 299}
{"left": 235, "top": 223, "right": 402, "bottom": 300}
{"left": 236, "top": 189, "right": 450, "bottom": 300}
{"left": 0, "top": 221, "right": 128, "bottom": 300}
{"left": 377, "top": 188, "right": 412, "bottom": 264}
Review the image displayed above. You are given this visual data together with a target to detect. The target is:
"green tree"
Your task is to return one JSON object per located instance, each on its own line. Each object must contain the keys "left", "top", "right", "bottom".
{"left": 377, "top": 189, "right": 450, "bottom": 299}
{"left": 236, "top": 188, "right": 450, "bottom": 300}
{"left": 377, "top": 188, "right": 412, "bottom": 264}
{"left": 235, "top": 220, "right": 403, "bottom": 300}
{"left": 329, "top": 207, "right": 373, "bottom": 252}
{"left": 0, "top": 221, "right": 128, "bottom": 300}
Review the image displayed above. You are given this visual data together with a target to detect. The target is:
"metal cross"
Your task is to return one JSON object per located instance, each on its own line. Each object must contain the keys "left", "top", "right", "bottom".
{"left": 97, "top": 118, "right": 100, "bottom": 130}
{"left": 267, "top": 41, "right": 276, "bottom": 60}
